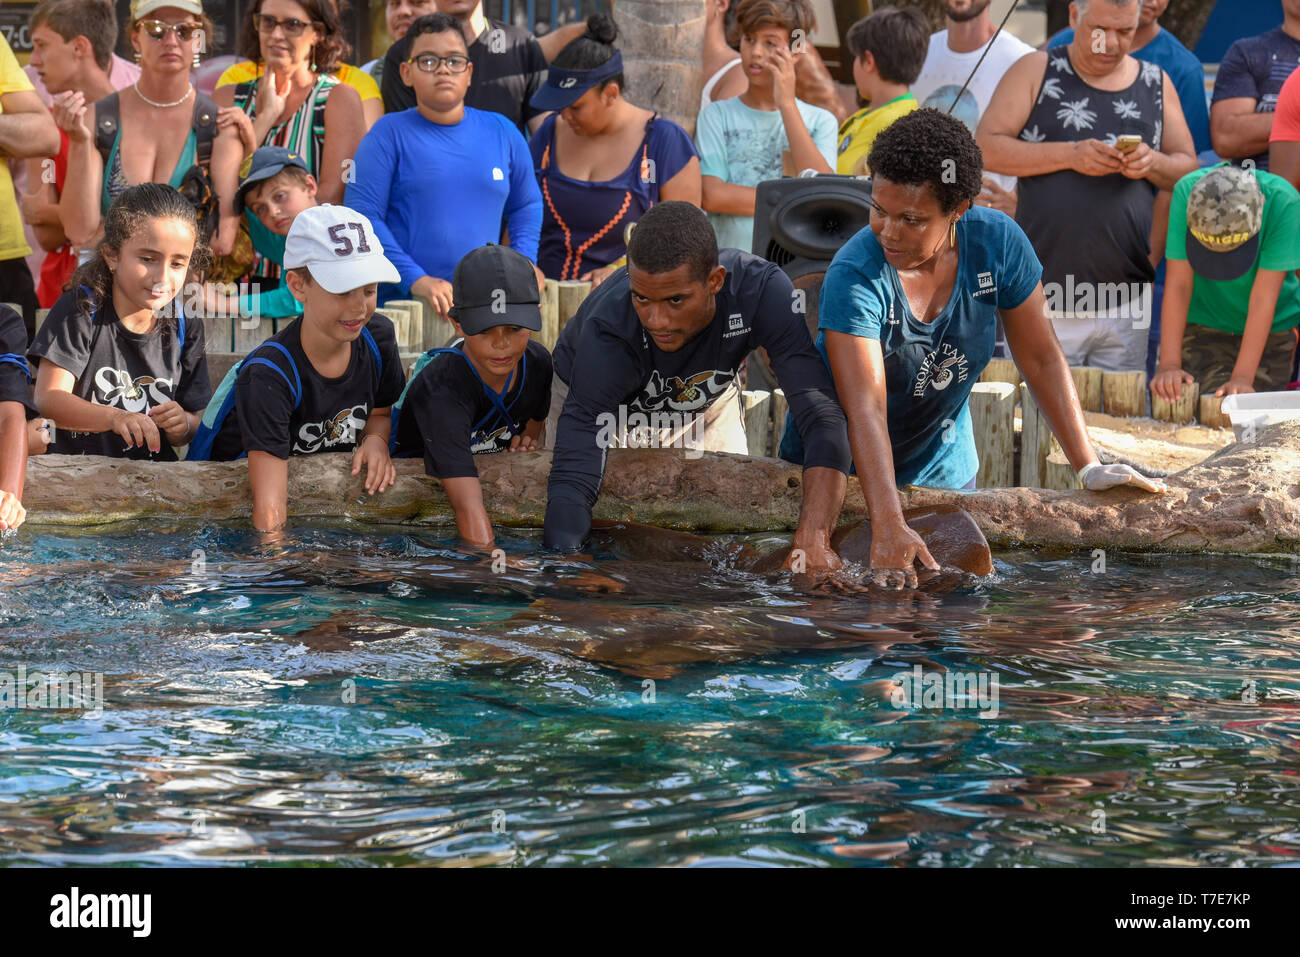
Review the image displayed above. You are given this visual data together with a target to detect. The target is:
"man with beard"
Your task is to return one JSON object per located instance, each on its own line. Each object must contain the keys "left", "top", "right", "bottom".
{"left": 911, "top": 0, "right": 1035, "bottom": 216}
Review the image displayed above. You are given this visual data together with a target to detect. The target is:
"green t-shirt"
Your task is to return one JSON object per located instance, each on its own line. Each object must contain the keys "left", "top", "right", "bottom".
{"left": 1166, "top": 162, "right": 1300, "bottom": 334}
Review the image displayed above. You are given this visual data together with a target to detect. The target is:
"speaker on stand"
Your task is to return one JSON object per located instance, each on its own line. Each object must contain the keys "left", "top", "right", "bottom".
{"left": 746, "top": 174, "right": 874, "bottom": 391}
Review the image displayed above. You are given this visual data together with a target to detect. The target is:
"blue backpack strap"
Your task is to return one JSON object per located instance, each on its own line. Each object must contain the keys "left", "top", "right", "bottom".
{"left": 245, "top": 340, "right": 302, "bottom": 407}
{"left": 360, "top": 324, "right": 382, "bottom": 379}
{"left": 186, "top": 341, "right": 301, "bottom": 461}
{"left": 0, "top": 353, "right": 32, "bottom": 382}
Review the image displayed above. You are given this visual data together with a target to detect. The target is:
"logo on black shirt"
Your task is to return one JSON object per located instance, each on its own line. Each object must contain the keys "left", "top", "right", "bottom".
{"left": 296, "top": 405, "right": 368, "bottom": 453}
{"left": 93, "top": 367, "right": 175, "bottom": 412}
{"left": 635, "top": 368, "right": 735, "bottom": 413}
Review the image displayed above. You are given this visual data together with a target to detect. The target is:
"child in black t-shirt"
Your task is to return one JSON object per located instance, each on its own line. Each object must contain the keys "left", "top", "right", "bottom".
{"left": 0, "top": 304, "right": 40, "bottom": 530}
{"left": 28, "top": 183, "right": 212, "bottom": 461}
{"left": 393, "top": 245, "right": 552, "bottom": 547}
{"left": 204, "top": 205, "right": 405, "bottom": 532}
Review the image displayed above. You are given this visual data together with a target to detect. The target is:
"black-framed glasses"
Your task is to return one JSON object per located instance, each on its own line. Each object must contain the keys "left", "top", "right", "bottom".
{"left": 407, "top": 53, "right": 471, "bottom": 74}
{"left": 253, "top": 14, "right": 322, "bottom": 37}
{"left": 139, "top": 19, "right": 204, "bottom": 42}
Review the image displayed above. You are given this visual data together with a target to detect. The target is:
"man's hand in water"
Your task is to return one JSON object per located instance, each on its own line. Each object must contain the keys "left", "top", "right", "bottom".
{"left": 870, "top": 519, "right": 940, "bottom": 590}
{"left": 1078, "top": 462, "right": 1166, "bottom": 493}
{"left": 786, "top": 530, "right": 841, "bottom": 573}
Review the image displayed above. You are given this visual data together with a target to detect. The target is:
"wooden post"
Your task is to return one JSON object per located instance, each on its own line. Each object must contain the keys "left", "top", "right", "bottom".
{"left": 1102, "top": 370, "right": 1148, "bottom": 418}
{"left": 1019, "top": 381, "right": 1056, "bottom": 488}
{"left": 1068, "top": 365, "right": 1104, "bottom": 412}
{"left": 1199, "top": 394, "right": 1231, "bottom": 429}
{"left": 556, "top": 280, "right": 592, "bottom": 334}
{"left": 539, "top": 279, "right": 560, "bottom": 351}
{"left": 969, "top": 381, "right": 1016, "bottom": 488}
{"left": 742, "top": 390, "right": 772, "bottom": 457}
{"left": 979, "top": 357, "right": 1021, "bottom": 388}
{"left": 1151, "top": 378, "right": 1199, "bottom": 425}
{"left": 1044, "top": 450, "right": 1082, "bottom": 490}
{"left": 770, "top": 388, "right": 788, "bottom": 456}
{"left": 374, "top": 305, "right": 418, "bottom": 352}
{"left": 233, "top": 317, "right": 274, "bottom": 352}
{"left": 203, "top": 316, "right": 233, "bottom": 352}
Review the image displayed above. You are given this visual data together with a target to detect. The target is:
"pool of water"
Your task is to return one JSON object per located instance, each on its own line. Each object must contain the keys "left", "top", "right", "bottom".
{"left": 1, "top": 522, "right": 1298, "bottom": 867}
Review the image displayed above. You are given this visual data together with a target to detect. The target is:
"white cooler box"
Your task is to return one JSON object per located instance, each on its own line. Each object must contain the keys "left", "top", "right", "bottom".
{"left": 1220, "top": 391, "right": 1300, "bottom": 441}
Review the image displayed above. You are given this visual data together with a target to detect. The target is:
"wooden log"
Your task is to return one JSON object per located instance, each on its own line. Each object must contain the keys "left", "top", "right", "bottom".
{"left": 770, "top": 388, "right": 788, "bottom": 456}
{"left": 1151, "top": 378, "right": 1199, "bottom": 425}
{"left": 556, "top": 280, "right": 592, "bottom": 334}
{"left": 969, "top": 381, "right": 1015, "bottom": 488}
{"left": 1068, "top": 365, "right": 1104, "bottom": 412}
{"left": 1018, "top": 382, "right": 1055, "bottom": 488}
{"left": 1044, "top": 450, "right": 1082, "bottom": 491}
{"left": 979, "top": 357, "right": 1021, "bottom": 388}
{"left": 1199, "top": 394, "right": 1231, "bottom": 429}
{"left": 1102, "top": 370, "right": 1148, "bottom": 418}
{"left": 539, "top": 278, "right": 560, "bottom": 351}
{"left": 374, "top": 305, "right": 418, "bottom": 351}
{"left": 617, "top": 0, "right": 706, "bottom": 136}
{"left": 18, "top": 420, "right": 1300, "bottom": 557}
{"left": 741, "top": 390, "right": 772, "bottom": 457}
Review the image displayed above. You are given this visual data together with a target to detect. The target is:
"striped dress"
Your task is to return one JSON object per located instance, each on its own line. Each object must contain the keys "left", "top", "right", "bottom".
{"left": 233, "top": 73, "right": 339, "bottom": 283}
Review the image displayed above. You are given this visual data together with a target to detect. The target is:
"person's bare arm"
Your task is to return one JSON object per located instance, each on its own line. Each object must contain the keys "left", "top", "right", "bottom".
{"left": 772, "top": 46, "right": 831, "bottom": 174}
{"left": 793, "top": 43, "right": 849, "bottom": 125}
{"left": 538, "top": 22, "right": 586, "bottom": 62}
{"left": 1270, "top": 139, "right": 1300, "bottom": 187}
{"left": 317, "top": 84, "right": 365, "bottom": 205}
{"left": 1151, "top": 257, "right": 1193, "bottom": 401}
{"left": 0, "top": 401, "right": 27, "bottom": 529}
{"left": 35, "top": 362, "right": 162, "bottom": 453}
{"left": 361, "top": 94, "right": 382, "bottom": 131}
{"left": 21, "top": 157, "right": 68, "bottom": 252}
{"left": 56, "top": 98, "right": 102, "bottom": 247}
{"left": 1118, "top": 74, "right": 1197, "bottom": 191}
{"left": 442, "top": 476, "right": 495, "bottom": 547}
{"left": 1001, "top": 285, "right": 1099, "bottom": 472}
{"left": 1211, "top": 96, "right": 1273, "bottom": 160}
{"left": 658, "top": 156, "right": 702, "bottom": 206}
{"left": 701, "top": 175, "right": 755, "bottom": 215}
{"left": 1220, "top": 268, "right": 1288, "bottom": 396}
{"left": 977, "top": 52, "right": 1097, "bottom": 178}
{"left": 0, "top": 90, "right": 60, "bottom": 159}
{"left": 247, "top": 449, "right": 289, "bottom": 531}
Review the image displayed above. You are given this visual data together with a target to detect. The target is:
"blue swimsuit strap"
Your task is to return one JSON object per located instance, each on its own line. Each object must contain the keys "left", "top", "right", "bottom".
{"left": 428, "top": 346, "right": 528, "bottom": 436}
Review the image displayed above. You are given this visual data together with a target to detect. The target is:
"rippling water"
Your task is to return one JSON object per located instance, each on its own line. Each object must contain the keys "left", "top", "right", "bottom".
{"left": 0, "top": 522, "right": 1297, "bottom": 867}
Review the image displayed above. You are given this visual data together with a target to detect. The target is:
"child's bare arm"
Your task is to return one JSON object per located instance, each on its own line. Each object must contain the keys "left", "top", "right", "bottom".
{"left": 352, "top": 408, "right": 396, "bottom": 494}
{"left": 442, "top": 476, "right": 494, "bottom": 548}
{"left": 247, "top": 449, "right": 289, "bottom": 531}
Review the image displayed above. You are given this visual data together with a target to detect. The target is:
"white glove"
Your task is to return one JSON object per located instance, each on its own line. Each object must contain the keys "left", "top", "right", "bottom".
{"left": 1078, "top": 462, "right": 1167, "bottom": 493}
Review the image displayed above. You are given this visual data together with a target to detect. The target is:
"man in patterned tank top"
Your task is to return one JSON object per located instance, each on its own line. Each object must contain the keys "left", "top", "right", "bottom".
{"left": 977, "top": 0, "right": 1196, "bottom": 375}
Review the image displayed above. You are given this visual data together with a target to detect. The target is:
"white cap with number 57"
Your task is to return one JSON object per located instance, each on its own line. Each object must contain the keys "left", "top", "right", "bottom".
{"left": 283, "top": 204, "right": 401, "bottom": 295}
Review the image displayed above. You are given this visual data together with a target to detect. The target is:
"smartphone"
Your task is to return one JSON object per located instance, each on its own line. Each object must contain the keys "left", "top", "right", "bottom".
{"left": 1116, "top": 134, "right": 1143, "bottom": 153}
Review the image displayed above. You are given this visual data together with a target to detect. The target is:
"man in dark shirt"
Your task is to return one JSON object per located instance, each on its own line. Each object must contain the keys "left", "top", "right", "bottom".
{"left": 544, "top": 201, "right": 851, "bottom": 571}
{"left": 381, "top": 0, "right": 547, "bottom": 133}
{"left": 1211, "top": 0, "right": 1300, "bottom": 171}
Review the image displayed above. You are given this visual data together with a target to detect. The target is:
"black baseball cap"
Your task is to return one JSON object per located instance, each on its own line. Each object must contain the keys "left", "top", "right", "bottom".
{"left": 450, "top": 244, "right": 542, "bottom": 335}
{"left": 235, "top": 146, "right": 310, "bottom": 214}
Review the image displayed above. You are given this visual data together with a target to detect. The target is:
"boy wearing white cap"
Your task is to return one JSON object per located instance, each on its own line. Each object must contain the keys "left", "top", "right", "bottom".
{"left": 201, "top": 205, "right": 406, "bottom": 532}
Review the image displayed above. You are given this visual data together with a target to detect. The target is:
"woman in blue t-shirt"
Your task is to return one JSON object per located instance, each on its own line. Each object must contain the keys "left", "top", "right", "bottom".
{"left": 787, "top": 109, "right": 1165, "bottom": 586}
{"left": 529, "top": 14, "right": 701, "bottom": 286}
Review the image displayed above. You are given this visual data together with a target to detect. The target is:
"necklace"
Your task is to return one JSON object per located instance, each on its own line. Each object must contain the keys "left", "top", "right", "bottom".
{"left": 132, "top": 81, "right": 193, "bottom": 109}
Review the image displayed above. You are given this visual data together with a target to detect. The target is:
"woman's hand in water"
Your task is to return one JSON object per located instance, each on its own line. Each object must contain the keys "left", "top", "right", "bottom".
{"left": 869, "top": 519, "right": 939, "bottom": 590}
{"left": 148, "top": 402, "right": 190, "bottom": 446}
{"left": 109, "top": 409, "right": 161, "bottom": 454}
{"left": 51, "top": 90, "right": 92, "bottom": 143}
{"left": 580, "top": 265, "right": 618, "bottom": 288}
{"left": 1078, "top": 462, "right": 1166, "bottom": 493}
{"left": 0, "top": 490, "right": 25, "bottom": 531}
{"left": 352, "top": 435, "right": 396, "bottom": 495}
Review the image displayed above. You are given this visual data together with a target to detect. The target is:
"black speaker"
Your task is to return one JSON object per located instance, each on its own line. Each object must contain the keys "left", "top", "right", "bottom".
{"left": 747, "top": 174, "right": 873, "bottom": 390}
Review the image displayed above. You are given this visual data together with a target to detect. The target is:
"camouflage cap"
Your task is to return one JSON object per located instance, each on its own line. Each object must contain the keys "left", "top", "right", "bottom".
{"left": 1185, "top": 165, "right": 1264, "bottom": 282}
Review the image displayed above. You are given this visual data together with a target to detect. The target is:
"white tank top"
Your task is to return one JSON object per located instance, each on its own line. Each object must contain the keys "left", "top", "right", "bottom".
{"left": 700, "top": 57, "right": 742, "bottom": 111}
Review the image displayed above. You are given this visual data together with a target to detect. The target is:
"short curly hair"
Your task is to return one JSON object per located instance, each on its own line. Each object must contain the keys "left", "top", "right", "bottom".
{"left": 866, "top": 108, "right": 984, "bottom": 214}
{"left": 238, "top": 0, "right": 349, "bottom": 75}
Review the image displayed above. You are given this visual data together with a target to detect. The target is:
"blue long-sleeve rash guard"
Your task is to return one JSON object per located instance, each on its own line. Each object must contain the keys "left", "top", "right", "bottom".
{"left": 543, "top": 248, "right": 851, "bottom": 551}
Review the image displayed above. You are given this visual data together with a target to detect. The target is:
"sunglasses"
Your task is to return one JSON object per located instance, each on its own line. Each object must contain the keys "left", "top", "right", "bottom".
{"left": 253, "top": 14, "right": 323, "bottom": 37}
{"left": 139, "top": 19, "right": 204, "bottom": 42}
{"left": 407, "top": 53, "right": 470, "bottom": 74}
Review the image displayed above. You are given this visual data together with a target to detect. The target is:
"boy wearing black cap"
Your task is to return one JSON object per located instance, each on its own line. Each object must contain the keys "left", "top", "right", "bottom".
{"left": 394, "top": 244, "right": 553, "bottom": 547}
{"left": 202, "top": 205, "right": 407, "bottom": 532}
{"left": 1153, "top": 163, "right": 1300, "bottom": 401}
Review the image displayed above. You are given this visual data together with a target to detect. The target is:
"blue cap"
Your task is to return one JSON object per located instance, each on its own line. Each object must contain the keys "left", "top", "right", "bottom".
{"left": 235, "top": 146, "right": 309, "bottom": 214}
{"left": 529, "top": 51, "right": 624, "bottom": 113}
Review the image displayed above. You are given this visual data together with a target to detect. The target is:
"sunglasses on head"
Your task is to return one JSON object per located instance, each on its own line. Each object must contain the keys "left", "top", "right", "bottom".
{"left": 139, "top": 19, "right": 204, "bottom": 42}
{"left": 253, "top": 13, "right": 323, "bottom": 37}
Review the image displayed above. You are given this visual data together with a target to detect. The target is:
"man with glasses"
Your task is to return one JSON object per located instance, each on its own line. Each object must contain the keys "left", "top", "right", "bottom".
{"left": 379, "top": 0, "right": 548, "bottom": 134}
{"left": 345, "top": 13, "right": 543, "bottom": 320}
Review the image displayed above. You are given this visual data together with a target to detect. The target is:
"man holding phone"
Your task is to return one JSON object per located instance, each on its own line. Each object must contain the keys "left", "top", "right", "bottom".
{"left": 977, "top": 0, "right": 1196, "bottom": 373}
